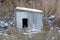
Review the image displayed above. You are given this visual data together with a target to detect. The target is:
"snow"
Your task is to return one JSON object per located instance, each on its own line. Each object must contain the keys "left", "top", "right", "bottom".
{"left": 4, "top": 23, "right": 9, "bottom": 27}
{"left": 16, "top": 7, "right": 43, "bottom": 13}
{"left": 22, "top": 29, "right": 41, "bottom": 38}
{"left": 50, "top": 27, "right": 54, "bottom": 30}
{"left": 58, "top": 30, "right": 60, "bottom": 33}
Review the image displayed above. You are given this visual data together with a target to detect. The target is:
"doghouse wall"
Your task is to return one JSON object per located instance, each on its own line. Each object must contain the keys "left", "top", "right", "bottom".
{"left": 16, "top": 11, "right": 28, "bottom": 29}
{"left": 16, "top": 11, "right": 43, "bottom": 30}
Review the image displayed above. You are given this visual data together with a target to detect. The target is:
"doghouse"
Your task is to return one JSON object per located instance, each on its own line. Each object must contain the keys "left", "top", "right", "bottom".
{"left": 15, "top": 7, "right": 43, "bottom": 30}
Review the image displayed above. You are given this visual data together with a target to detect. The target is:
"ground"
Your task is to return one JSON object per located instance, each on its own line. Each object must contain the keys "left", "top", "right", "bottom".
{"left": 0, "top": 26, "right": 60, "bottom": 40}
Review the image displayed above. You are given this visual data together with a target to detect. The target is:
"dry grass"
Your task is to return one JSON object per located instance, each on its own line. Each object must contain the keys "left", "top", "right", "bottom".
{"left": 0, "top": 0, "right": 60, "bottom": 16}
{"left": 0, "top": 26, "right": 60, "bottom": 40}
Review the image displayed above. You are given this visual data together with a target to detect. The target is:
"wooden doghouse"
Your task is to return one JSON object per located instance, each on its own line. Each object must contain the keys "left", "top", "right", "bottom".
{"left": 15, "top": 7, "right": 43, "bottom": 30}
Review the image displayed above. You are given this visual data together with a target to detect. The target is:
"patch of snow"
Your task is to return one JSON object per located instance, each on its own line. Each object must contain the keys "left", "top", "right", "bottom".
{"left": 51, "top": 36, "right": 55, "bottom": 40}
{"left": 50, "top": 27, "right": 54, "bottom": 30}
{"left": 16, "top": 7, "right": 43, "bottom": 13}
{"left": 58, "top": 30, "right": 60, "bottom": 33}
{"left": 22, "top": 29, "right": 41, "bottom": 38}
{"left": 4, "top": 23, "right": 9, "bottom": 27}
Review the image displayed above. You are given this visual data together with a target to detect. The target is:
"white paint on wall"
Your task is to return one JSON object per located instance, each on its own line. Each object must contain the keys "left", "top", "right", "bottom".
{"left": 28, "top": 13, "right": 34, "bottom": 29}
{"left": 16, "top": 11, "right": 43, "bottom": 30}
{"left": 16, "top": 12, "right": 28, "bottom": 29}
{"left": 35, "top": 13, "right": 43, "bottom": 29}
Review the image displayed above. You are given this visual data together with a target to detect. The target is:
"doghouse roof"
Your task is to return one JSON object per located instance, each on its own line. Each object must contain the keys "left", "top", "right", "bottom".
{"left": 16, "top": 7, "right": 43, "bottom": 13}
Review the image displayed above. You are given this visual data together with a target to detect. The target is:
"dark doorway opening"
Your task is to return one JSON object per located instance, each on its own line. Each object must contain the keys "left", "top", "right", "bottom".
{"left": 22, "top": 18, "right": 28, "bottom": 28}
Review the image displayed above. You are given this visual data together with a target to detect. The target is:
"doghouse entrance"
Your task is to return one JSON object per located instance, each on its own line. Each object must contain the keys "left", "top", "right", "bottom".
{"left": 22, "top": 18, "right": 28, "bottom": 28}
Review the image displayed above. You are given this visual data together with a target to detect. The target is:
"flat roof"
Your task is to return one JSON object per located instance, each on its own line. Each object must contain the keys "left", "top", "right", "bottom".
{"left": 16, "top": 7, "right": 43, "bottom": 13}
